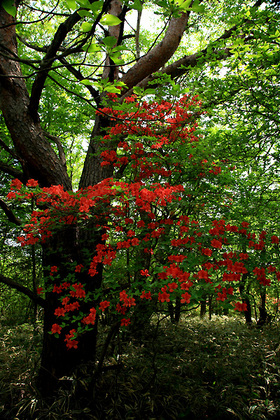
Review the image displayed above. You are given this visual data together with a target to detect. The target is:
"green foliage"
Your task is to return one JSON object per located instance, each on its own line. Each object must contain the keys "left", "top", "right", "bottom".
{"left": 2, "top": 0, "right": 16, "bottom": 17}
{"left": 1, "top": 317, "right": 280, "bottom": 419}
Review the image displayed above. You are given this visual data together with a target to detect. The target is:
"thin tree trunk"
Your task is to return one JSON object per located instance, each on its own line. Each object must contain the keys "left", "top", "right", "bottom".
{"left": 239, "top": 273, "right": 252, "bottom": 324}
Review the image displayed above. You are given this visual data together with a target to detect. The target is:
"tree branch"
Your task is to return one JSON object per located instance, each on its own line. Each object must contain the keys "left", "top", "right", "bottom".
{"left": 29, "top": 10, "right": 82, "bottom": 119}
{"left": 0, "top": 136, "right": 18, "bottom": 158}
{"left": 121, "top": 11, "right": 191, "bottom": 90}
{"left": 0, "top": 273, "right": 46, "bottom": 308}
{"left": 58, "top": 57, "right": 100, "bottom": 104}
{"left": 43, "top": 131, "right": 67, "bottom": 168}
{"left": 0, "top": 160, "right": 25, "bottom": 180}
{"left": 122, "top": 0, "right": 266, "bottom": 95}
{"left": 0, "top": 198, "right": 22, "bottom": 225}
{"left": 29, "top": 0, "right": 112, "bottom": 119}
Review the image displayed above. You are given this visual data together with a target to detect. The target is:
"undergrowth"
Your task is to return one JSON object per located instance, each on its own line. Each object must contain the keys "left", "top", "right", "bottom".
{"left": 1, "top": 316, "right": 280, "bottom": 419}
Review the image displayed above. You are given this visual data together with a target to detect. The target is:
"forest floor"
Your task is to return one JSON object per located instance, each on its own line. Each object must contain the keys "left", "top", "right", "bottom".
{"left": 1, "top": 315, "right": 280, "bottom": 419}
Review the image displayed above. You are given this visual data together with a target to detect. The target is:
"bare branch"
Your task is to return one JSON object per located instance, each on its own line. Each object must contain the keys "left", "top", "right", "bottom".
{"left": 0, "top": 160, "right": 24, "bottom": 180}
{"left": 121, "top": 11, "right": 191, "bottom": 90}
{"left": 29, "top": 0, "right": 112, "bottom": 118}
{"left": 29, "top": 10, "right": 82, "bottom": 119}
{"left": 0, "top": 198, "right": 22, "bottom": 225}
{"left": 0, "top": 136, "right": 18, "bottom": 158}
{"left": 43, "top": 131, "right": 67, "bottom": 168}
{"left": 58, "top": 57, "right": 100, "bottom": 104}
{"left": 135, "top": 9, "right": 142, "bottom": 60}
{"left": 0, "top": 273, "right": 46, "bottom": 308}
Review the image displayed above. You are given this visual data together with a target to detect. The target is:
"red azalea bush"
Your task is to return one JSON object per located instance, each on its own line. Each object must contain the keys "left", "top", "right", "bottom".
{"left": 7, "top": 94, "right": 280, "bottom": 348}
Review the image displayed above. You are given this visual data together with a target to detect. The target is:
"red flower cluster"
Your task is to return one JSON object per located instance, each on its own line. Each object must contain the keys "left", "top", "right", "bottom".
{"left": 7, "top": 92, "right": 280, "bottom": 349}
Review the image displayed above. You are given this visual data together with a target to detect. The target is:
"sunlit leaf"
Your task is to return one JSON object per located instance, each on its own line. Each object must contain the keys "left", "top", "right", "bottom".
{"left": 191, "top": 0, "right": 205, "bottom": 13}
{"left": 130, "top": 0, "right": 143, "bottom": 11}
{"left": 89, "top": 1, "right": 103, "bottom": 13}
{"left": 2, "top": 0, "right": 16, "bottom": 17}
{"left": 100, "top": 14, "right": 122, "bottom": 26}
{"left": 103, "top": 36, "right": 117, "bottom": 47}
{"left": 78, "top": 10, "right": 93, "bottom": 18}
{"left": 65, "top": 0, "right": 76, "bottom": 10}
{"left": 176, "top": 0, "right": 192, "bottom": 8}
{"left": 109, "top": 54, "right": 125, "bottom": 65}
{"left": 87, "top": 42, "right": 102, "bottom": 53}
{"left": 104, "top": 85, "right": 121, "bottom": 93}
{"left": 81, "top": 22, "right": 92, "bottom": 32}
{"left": 76, "top": 0, "right": 91, "bottom": 7}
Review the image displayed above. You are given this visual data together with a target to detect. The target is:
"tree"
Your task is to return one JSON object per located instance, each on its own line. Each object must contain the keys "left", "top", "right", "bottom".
{"left": 0, "top": 0, "right": 278, "bottom": 395}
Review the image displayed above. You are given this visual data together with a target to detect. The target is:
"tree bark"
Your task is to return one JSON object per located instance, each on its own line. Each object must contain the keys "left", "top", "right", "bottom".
{"left": 239, "top": 273, "right": 252, "bottom": 324}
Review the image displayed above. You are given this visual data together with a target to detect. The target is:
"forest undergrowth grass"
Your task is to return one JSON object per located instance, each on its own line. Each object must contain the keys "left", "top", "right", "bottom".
{"left": 1, "top": 315, "right": 280, "bottom": 419}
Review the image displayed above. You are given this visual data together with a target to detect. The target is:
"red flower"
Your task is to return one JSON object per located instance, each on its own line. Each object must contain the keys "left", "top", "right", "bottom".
{"left": 51, "top": 324, "right": 62, "bottom": 334}
{"left": 26, "top": 179, "right": 39, "bottom": 187}
{"left": 234, "top": 302, "right": 247, "bottom": 312}
{"left": 82, "top": 308, "right": 96, "bottom": 325}
{"left": 116, "top": 303, "right": 127, "bottom": 315}
{"left": 7, "top": 191, "right": 16, "bottom": 199}
{"left": 70, "top": 283, "right": 86, "bottom": 298}
{"left": 197, "top": 270, "right": 211, "bottom": 280}
{"left": 99, "top": 300, "right": 110, "bottom": 312}
{"left": 211, "top": 239, "right": 222, "bottom": 249}
{"left": 37, "top": 287, "right": 43, "bottom": 295}
{"left": 181, "top": 292, "right": 191, "bottom": 304}
{"left": 121, "top": 318, "right": 131, "bottom": 326}
{"left": 50, "top": 265, "right": 58, "bottom": 276}
{"left": 54, "top": 307, "right": 66, "bottom": 317}
{"left": 158, "top": 290, "right": 170, "bottom": 302}
{"left": 75, "top": 264, "right": 83, "bottom": 273}
{"left": 53, "top": 284, "right": 63, "bottom": 293}
{"left": 140, "top": 269, "right": 150, "bottom": 277}
{"left": 202, "top": 248, "right": 212, "bottom": 256}
{"left": 65, "top": 339, "right": 79, "bottom": 350}
{"left": 11, "top": 179, "right": 23, "bottom": 190}
{"left": 168, "top": 282, "right": 178, "bottom": 292}
{"left": 140, "top": 291, "right": 152, "bottom": 300}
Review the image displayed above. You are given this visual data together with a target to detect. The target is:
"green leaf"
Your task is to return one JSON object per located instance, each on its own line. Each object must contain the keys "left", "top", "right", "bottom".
{"left": 177, "top": 0, "right": 192, "bottom": 9}
{"left": 78, "top": 10, "right": 93, "bottom": 18}
{"left": 76, "top": 0, "right": 91, "bottom": 7}
{"left": 130, "top": 0, "right": 143, "bottom": 11}
{"left": 81, "top": 22, "right": 92, "bottom": 32}
{"left": 2, "top": 0, "right": 16, "bottom": 17}
{"left": 81, "top": 80, "right": 92, "bottom": 86}
{"left": 89, "top": 1, "right": 103, "bottom": 13}
{"left": 104, "top": 85, "right": 122, "bottom": 93}
{"left": 144, "top": 88, "right": 156, "bottom": 95}
{"left": 103, "top": 36, "right": 117, "bottom": 48}
{"left": 112, "top": 45, "right": 130, "bottom": 53}
{"left": 109, "top": 54, "right": 125, "bottom": 65}
{"left": 65, "top": 0, "right": 76, "bottom": 10}
{"left": 87, "top": 42, "right": 101, "bottom": 53}
{"left": 191, "top": 0, "right": 205, "bottom": 13}
{"left": 100, "top": 14, "right": 122, "bottom": 26}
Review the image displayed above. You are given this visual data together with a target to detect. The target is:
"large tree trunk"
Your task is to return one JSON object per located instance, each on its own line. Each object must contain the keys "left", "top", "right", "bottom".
{"left": 37, "top": 226, "right": 103, "bottom": 395}
{"left": 0, "top": 6, "right": 101, "bottom": 394}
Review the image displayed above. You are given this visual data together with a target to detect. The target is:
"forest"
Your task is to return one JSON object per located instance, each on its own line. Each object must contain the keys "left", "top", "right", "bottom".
{"left": 0, "top": 0, "right": 280, "bottom": 418}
